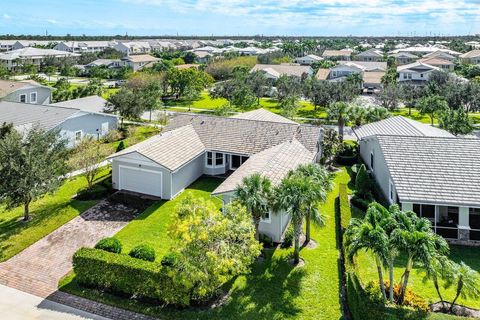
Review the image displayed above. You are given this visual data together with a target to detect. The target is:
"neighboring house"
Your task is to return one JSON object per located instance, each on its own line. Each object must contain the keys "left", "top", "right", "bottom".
{"left": 0, "top": 101, "right": 118, "bottom": 147}
{"left": 54, "top": 41, "right": 114, "bottom": 53}
{"left": 120, "top": 54, "right": 160, "bottom": 71}
{"left": 354, "top": 49, "right": 384, "bottom": 62}
{"left": 0, "top": 79, "right": 53, "bottom": 104}
{"left": 328, "top": 61, "right": 387, "bottom": 80}
{"left": 322, "top": 49, "right": 352, "bottom": 61}
{"left": 353, "top": 117, "right": 480, "bottom": 244}
{"left": 85, "top": 59, "right": 122, "bottom": 69}
{"left": 460, "top": 50, "right": 480, "bottom": 65}
{"left": 465, "top": 41, "right": 480, "bottom": 49}
{"left": 362, "top": 71, "right": 386, "bottom": 90}
{"left": 0, "top": 47, "right": 79, "bottom": 71}
{"left": 294, "top": 54, "right": 323, "bottom": 65}
{"left": 418, "top": 57, "right": 454, "bottom": 71}
{"left": 107, "top": 110, "right": 323, "bottom": 242}
{"left": 50, "top": 95, "right": 109, "bottom": 114}
{"left": 193, "top": 51, "right": 212, "bottom": 63}
{"left": 250, "top": 64, "right": 313, "bottom": 80}
{"left": 397, "top": 61, "right": 439, "bottom": 85}
{"left": 423, "top": 50, "right": 457, "bottom": 62}
{"left": 114, "top": 41, "right": 151, "bottom": 55}
{"left": 389, "top": 52, "right": 418, "bottom": 65}
{"left": 315, "top": 68, "right": 331, "bottom": 81}
{"left": 389, "top": 46, "right": 461, "bottom": 57}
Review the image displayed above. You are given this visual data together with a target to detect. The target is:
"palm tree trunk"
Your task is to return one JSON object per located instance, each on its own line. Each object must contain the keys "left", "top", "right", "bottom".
{"left": 253, "top": 216, "right": 261, "bottom": 241}
{"left": 149, "top": 110, "right": 152, "bottom": 122}
{"left": 433, "top": 278, "right": 446, "bottom": 310}
{"left": 399, "top": 258, "right": 413, "bottom": 304}
{"left": 23, "top": 199, "right": 30, "bottom": 221}
{"left": 338, "top": 117, "right": 345, "bottom": 142}
{"left": 293, "top": 221, "right": 302, "bottom": 264}
{"left": 389, "top": 259, "right": 394, "bottom": 303}
{"left": 375, "top": 255, "right": 387, "bottom": 300}
{"left": 305, "top": 215, "right": 311, "bottom": 244}
{"left": 449, "top": 281, "right": 463, "bottom": 313}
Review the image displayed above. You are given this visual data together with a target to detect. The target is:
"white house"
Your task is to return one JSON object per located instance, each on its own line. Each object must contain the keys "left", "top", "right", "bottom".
{"left": 0, "top": 47, "right": 79, "bottom": 71}
{"left": 251, "top": 64, "right": 313, "bottom": 80}
{"left": 114, "top": 41, "right": 151, "bottom": 55}
{"left": 397, "top": 61, "right": 439, "bottom": 85}
{"left": 355, "top": 49, "right": 383, "bottom": 62}
{"left": 0, "top": 79, "right": 53, "bottom": 105}
{"left": 120, "top": 54, "right": 160, "bottom": 71}
{"left": 107, "top": 110, "right": 323, "bottom": 242}
{"left": 294, "top": 54, "right": 323, "bottom": 65}
{"left": 460, "top": 50, "right": 480, "bottom": 65}
{"left": 54, "top": 41, "right": 114, "bottom": 54}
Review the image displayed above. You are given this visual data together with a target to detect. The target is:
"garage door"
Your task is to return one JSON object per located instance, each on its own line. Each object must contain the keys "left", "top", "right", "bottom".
{"left": 118, "top": 166, "right": 162, "bottom": 197}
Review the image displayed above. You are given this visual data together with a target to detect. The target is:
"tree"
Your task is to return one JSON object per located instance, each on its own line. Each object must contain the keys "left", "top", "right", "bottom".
{"left": 107, "top": 88, "right": 142, "bottom": 126}
{"left": 275, "top": 174, "right": 323, "bottom": 264}
{"left": 400, "top": 83, "right": 425, "bottom": 115}
{"left": 0, "top": 127, "right": 68, "bottom": 221}
{"left": 247, "top": 71, "right": 269, "bottom": 105}
{"left": 422, "top": 254, "right": 454, "bottom": 311}
{"left": 279, "top": 95, "right": 299, "bottom": 119}
{"left": 375, "top": 84, "right": 401, "bottom": 110}
{"left": 348, "top": 105, "right": 367, "bottom": 127}
{"left": 139, "top": 81, "right": 163, "bottom": 122}
{"left": 392, "top": 210, "right": 449, "bottom": 304}
{"left": 439, "top": 108, "right": 474, "bottom": 136}
{"left": 231, "top": 85, "right": 257, "bottom": 111}
{"left": 327, "top": 101, "right": 350, "bottom": 141}
{"left": 365, "top": 106, "right": 390, "bottom": 123}
{"left": 355, "top": 164, "right": 372, "bottom": 200}
{"left": 381, "top": 67, "right": 398, "bottom": 86}
{"left": 288, "top": 164, "right": 333, "bottom": 243}
{"left": 44, "top": 65, "right": 57, "bottom": 82}
{"left": 0, "top": 65, "right": 9, "bottom": 80}
{"left": 346, "top": 72, "right": 363, "bottom": 90}
{"left": 0, "top": 122, "right": 13, "bottom": 139}
{"left": 446, "top": 262, "right": 480, "bottom": 313}
{"left": 275, "top": 75, "right": 302, "bottom": 102}
{"left": 234, "top": 173, "right": 273, "bottom": 241}
{"left": 169, "top": 195, "right": 262, "bottom": 302}
{"left": 320, "top": 128, "right": 341, "bottom": 168}
{"left": 70, "top": 137, "right": 110, "bottom": 189}
{"left": 417, "top": 95, "right": 448, "bottom": 125}
{"left": 304, "top": 78, "right": 333, "bottom": 110}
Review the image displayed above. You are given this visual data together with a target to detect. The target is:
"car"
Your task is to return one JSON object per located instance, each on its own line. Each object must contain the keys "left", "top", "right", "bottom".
{"left": 365, "top": 87, "right": 375, "bottom": 94}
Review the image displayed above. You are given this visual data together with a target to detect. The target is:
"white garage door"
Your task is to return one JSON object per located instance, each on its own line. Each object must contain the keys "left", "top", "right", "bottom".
{"left": 118, "top": 166, "right": 162, "bottom": 197}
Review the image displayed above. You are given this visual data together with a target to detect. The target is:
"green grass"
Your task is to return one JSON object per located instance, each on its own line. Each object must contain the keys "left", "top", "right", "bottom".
{"left": 392, "top": 108, "right": 480, "bottom": 125}
{"left": 59, "top": 169, "right": 351, "bottom": 320}
{"left": 0, "top": 168, "right": 111, "bottom": 262}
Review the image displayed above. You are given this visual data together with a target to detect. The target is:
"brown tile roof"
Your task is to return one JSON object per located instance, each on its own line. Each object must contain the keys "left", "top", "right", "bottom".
{"left": 316, "top": 68, "right": 330, "bottom": 80}
{"left": 0, "top": 79, "right": 45, "bottom": 98}
{"left": 123, "top": 54, "right": 160, "bottom": 63}
{"left": 231, "top": 108, "right": 296, "bottom": 124}
{"left": 362, "top": 71, "right": 385, "bottom": 85}
{"left": 460, "top": 50, "right": 480, "bottom": 59}
{"left": 322, "top": 50, "right": 352, "bottom": 57}
{"left": 418, "top": 57, "right": 454, "bottom": 66}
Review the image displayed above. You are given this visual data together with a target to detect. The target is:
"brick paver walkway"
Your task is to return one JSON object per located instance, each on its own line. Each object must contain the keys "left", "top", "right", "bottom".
{"left": 0, "top": 195, "right": 156, "bottom": 320}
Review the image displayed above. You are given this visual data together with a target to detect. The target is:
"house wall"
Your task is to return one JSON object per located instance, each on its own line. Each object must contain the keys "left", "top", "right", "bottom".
{"left": 358, "top": 136, "right": 398, "bottom": 204}
{"left": 171, "top": 153, "right": 205, "bottom": 198}
{"left": 398, "top": 70, "right": 433, "bottom": 82}
{"left": 330, "top": 65, "right": 362, "bottom": 79}
{"left": 111, "top": 152, "right": 172, "bottom": 199}
{"left": 3, "top": 86, "right": 52, "bottom": 104}
{"left": 57, "top": 112, "right": 118, "bottom": 148}
{"left": 203, "top": 151, "right": 228, "bottom": 175}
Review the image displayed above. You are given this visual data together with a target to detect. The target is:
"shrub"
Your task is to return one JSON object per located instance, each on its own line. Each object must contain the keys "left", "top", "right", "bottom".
{"left": 259, "top": 233, "right": 273, "bottom": 247}
{"left": 161, "top": 252, "right": 179, "bottom": 267}
{"left": 281, "top": 224, "right": 294, "bottom": 248}
{"left": 102, "top": 129, "right": 122, "bottom": 143}
{"left": 355, "top": 164, "right": 373, "bottom": 200}
{"left": 129, "top": 245, "right": 156, "bottom": 262}
{"left": 350, "top": 194, "right": 372, "bottom": 211}
{"left": 336, "top": 141, "right": 358, "bottom": 165}
{"left": 338, "top": 184, "right": 351, "bottom": 232}
{"left": 116, "top": 140, "right": 127, "bottom": 152}
{"left": 94, "top": 237, "right": 122, "bottom": 253}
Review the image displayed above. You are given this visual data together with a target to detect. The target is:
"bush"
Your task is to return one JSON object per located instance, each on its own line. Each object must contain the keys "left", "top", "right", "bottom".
{"left": 102, "top": 129, "right": 122, "bottom": 143}
{"left": 116, "top": 140, "right": 127, "bottom": 152}
{"left": 259, "top": 233, "right": 273, "bottom": 247}
{"left": 338, "top": 184, "right": 351, "bottom": 232}
{"left": 129, "top": 245, "right": 156, "bottom": 262}
{"left": 336, "top": 141, "right": 358, "bottom": 165}
{"left": 350, "top": 194, "right": 372, "bottom": 211}
{"left": 355, "top": 164, "right": 373, "bottom": 200}
{"left": 281, "top": 224, "right": 294, "bottom": 248}
{"left": 95, "top": 237, "right": 122, "bottom": 253}
{"left": 73, "top": 248, "right": 190, "bottom": 305}
{"left": 161, "top": 252, "right": 179, "bottom": 267}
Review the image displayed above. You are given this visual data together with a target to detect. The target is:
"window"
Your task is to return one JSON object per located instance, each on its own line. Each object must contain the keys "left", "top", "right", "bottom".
{"left": 19, "top": 94, "right": 26, "bottom": 103}
{"left": 420, "top": 73, "right": 424, "bottom": 78}
{"left": 74, "top": 131, "right": 82, "bottom": 142}
{"left": 470, "top": 208, "right": 480, "bottom": 229}
{"left": 206, "top": 152, "right": 213, "bottom": 166}
{"left": 261, "top": 210, "right": 271, "bottom": 223}
{"left": 30, "top": 92, "right": 37, "bottom": 103}
{"left": 215, "top": 153, "right": 224, "bottom": 166}
{"left": 413, "top": 204, "right": 435, "bottom": 220}
{"left": 101, "top": 122, "right": 109, "bottom": 135}
{"left": 389, "top": 180, "right": 394, "bottom": 202}
{"left": 370, "top": 151, "right": 374, "bottom": 171}
{"left": 231, "top": 155, "right": 249, "bottom": 170}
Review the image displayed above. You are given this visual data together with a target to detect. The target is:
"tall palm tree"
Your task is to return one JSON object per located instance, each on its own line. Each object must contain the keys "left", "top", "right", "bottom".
{"left": 345, "top": 202, "right": 390, "bottom": 300}
{"left": 327, "top": 102, "right": 351, "bottom": 141}
{"left": 234, "top": 173, "right": 272, "bottom": 241}
{"left": 447, "top": 261, "right": 480, "bottom": 313}
{"left": 422, "top": 254, "right": 453, "bottom": 310}
{"left": 275, "top": 175, "right": 321, "bottom": 264}
{"left": 289, "top": 163, "right": 333, "bottom": 243}
{"left": 348, "top": 105, "right": 367, "bottom": 127}
{"left": 392, "top": 210, "right": 449, "bottom": 304}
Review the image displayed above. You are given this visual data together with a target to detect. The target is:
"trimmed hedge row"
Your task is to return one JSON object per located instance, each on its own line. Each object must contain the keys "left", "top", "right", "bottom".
{"left": 338, "top": 183, "right": 351, "bottom": 232}
{"left": 73, "top": 248, "right": 190, "bottom": 306}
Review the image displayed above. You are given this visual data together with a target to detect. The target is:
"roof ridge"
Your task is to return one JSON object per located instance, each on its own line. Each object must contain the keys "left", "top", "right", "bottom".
{"left": 396, "top": 116, "right": 427, "bottom": 136}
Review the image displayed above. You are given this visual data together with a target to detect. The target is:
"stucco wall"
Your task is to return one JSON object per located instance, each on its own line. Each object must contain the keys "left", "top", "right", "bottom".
{"left": 171, "top": 153, "right": 205, "bottom": 198}
{"left": 3, "top": 86, "right": 52, "bottom": 104}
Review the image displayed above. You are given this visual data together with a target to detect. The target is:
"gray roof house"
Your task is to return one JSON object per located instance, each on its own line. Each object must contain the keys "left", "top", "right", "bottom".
{"left": 50, "top": 95, "right": 109, "bottom": 114}
{"left": 0, "top": 79, "right": 53, "bottom": 105}
{"left": 250, "top": 64, "right": 313, "bottom": 80}
{"left": 0, "top": 101, "right": 118, "bottom": 148}
{"left": 353, "top": 116, "right": 480, "bottom": 244}
{"left": 108, "top": 110, "right": 323, "bottom": 242}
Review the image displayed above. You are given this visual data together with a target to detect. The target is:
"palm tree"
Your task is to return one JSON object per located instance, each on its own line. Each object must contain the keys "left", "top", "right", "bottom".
{"left": 234, "top": 173, "right": 272, "bottom": 241}
{"left": 422, "top": 254, "right": 453, "bottom": 311}
{"left": 348, "top": 105, "right": 367, "bottom": 127}
{"left": 275, "top": 175, "right": 321, "bottom": 264}
{"left": 381, "top": 204, "right": 401, "bottom": 304}
{"left": 345, "top": 202, "right": 390, "bottom": 300}
{"left": 289, "top": 163, "right": 333, "bottom": 243}
{"left": 327, "top": 102, "right": 351, "bottom": 141}
{"left": 365, "top": 106, "right": 390, "bottom": 123}
{"left": 392, "top": 210, "right": 449, "bottom": 304}
{"left": 447, "top": 261, "right": 480, "bottom": 313}
{"left": 346, "top": 73, "right": 363, "bottom": 90}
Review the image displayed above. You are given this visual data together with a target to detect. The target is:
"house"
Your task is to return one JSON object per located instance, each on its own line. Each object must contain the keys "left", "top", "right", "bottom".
{"left": 114, "top": 41, "right": 151, "bottom": 55}
{"left": 389, "top": 46, "right": 461, "bottom": 57}
{"left": 322, "top": 49, "right": 352, "bottom": 61}
{"left": 418, "top": 57, "right": 454, "bottom": 71}
{"left": 460, "top": 50, "right": 480, "bottom": 65}
{"left": 294, "top": 54, "right": 323, "bottom": 65}
{"left": 354, "top": 117, "right": 480, "bottom": 244}
{"left": 107, "top": 110, "right": 323, "bottom": 242}
{"left": 352, "top": 117, "right": 480, "bottom": 244}
{"left": 328, "top": 61, "right": 387, "bottom": 80}
{"left": 0, "top": 80, "right": 53, "bottom": 104}
{"left": 120, "top": 54, "right": 160, "bottom": 71}
{"left": 250, "top": 64, "right": 313, "bottom": 80}
{"left": 465, "top": 41, "right": 480, "bottom": 49}
{"left": 315, "top": 68, "right": 331, "bottom": 81}
{"left": 397, "top": 61, "right": 439, "bottom": 85}
{"left": 354, "top": 49, "right": 384, "bottom": 62}
{"left": 362, "top": 71, "right": 385, "bottom": 90}
{"left": 50, "top": 95, "right": 109, "bottom": 114}
{"left": 192, "top": 51, "right": 212, "bottom": 64}
{"left": 0, "top": 47, "right": 79, "bottom": 71}
{"left": 389, "top": 52, "right": 418, "bottom": 65}
{"left": 54, "top": 41, "right": 114, "bottom": 54}
{"left": 0, "top": 101, "right": 118, "bottom": 147}
{"left": 85, "top": 59, "right": 122, "bottom": 69}
{"left": 423, "top": 50, "right": 456, "bottom": 62}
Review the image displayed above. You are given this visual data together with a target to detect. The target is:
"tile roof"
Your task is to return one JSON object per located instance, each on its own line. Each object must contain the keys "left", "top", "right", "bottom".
{"left": 50, "top": 95, "right": 110, "bottom": 114}
{"left": 355, "top": 49, "right": 383, "bottom": 57}
{"left": 109, "top": 125, "right": 205, "bottom": 172}
{"left": 0, "top": 101, "right": 79, "bottom": 131}
{"left": 376, "top": 135, "right": 480, "bottom": 207}
{"left": 418, "top": 57, "right": 454, "bottom": 66}
{"left": 212, "top": 139, "right": 314, "bottom": 195}
{"left": 397, "top": 61, "right": 439, "bottom": 72}
{"left": 322, "top": 50, "right": 352, "bottom": 57}
{"left": 0, "top": 47, "right": 79, "bottom": 60}
{"left": 362, "top": 71, "right": 385, "bottom": 85}
{"left": 353, "top": 116, "right": 454, "bottom": 140}
{"left": 165, "top": 114, "right": 321, "bottom": 155}
{"left": 122, "top": 54, "right": 160, "bottom": 63}
{"left": 0, "top": 80, "right": 30, "bottom": 97}
{"left": 231, "top": 108, "right": 297, "bottom": 124}
{"left": 338, "top": 61, "right": 388, "bottom": 71}
{"left": 316, "top": 68, "right": 330, "bottom": 80}
{"left": 251, "top": 64, "right": 312, "bottom": 77}
{"left": 460, "top": 50, "right": 480, "bottom": 59}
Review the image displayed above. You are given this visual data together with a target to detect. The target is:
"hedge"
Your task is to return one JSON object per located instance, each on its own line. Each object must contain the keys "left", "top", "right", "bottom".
{"left": 339, "top": 183, "right": 351, "bottom": 232}
{"left": 73, "top": 248, "right": 190, "bottom": 306}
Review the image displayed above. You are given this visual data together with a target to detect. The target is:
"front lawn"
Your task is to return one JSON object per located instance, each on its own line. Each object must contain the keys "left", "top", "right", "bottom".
{"left": 0, "top": 168, "right": 111, "bottom": 262}
{"left": 59, "top": 169, "right": 351, "bottom": 319}
{"left": 392, "top": 107, "right": 480, "bottom": 125}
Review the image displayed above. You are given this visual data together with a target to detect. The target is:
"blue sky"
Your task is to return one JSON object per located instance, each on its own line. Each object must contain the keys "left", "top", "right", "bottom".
{"left": 0, "top": 0, "right": 479, "bottom": 36}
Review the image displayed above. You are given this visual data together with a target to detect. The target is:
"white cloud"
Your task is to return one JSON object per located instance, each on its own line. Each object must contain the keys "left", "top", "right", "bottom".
{"left": 2, "top": 13, "right": 11, "bottom": 19}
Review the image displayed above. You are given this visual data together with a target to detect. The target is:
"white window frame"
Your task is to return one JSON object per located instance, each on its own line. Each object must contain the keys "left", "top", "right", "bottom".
{"left": 215, "top": 152, "right": 224, "bottom": 167}
{"left": 389, "top": 180, "right": 394, "bottom": 202}
{"left": 74, "top": 130, "right": 82, "bottom": 142}
{"left": 206, "top": 151, "right": 225, "bottom": 168}
{"left": 19, "top": 94, "right": 27, "bottom": 103}
{"left": 30, "top": 91, "right": 37, "bottom": 103}
{"left": 206, "top": 151, "right": 213, "bottom": 167}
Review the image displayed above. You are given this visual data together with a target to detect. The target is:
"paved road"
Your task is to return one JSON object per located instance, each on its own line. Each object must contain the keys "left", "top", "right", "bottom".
{"left": 0, "top": 284, "right": 107, "bottom": 320}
